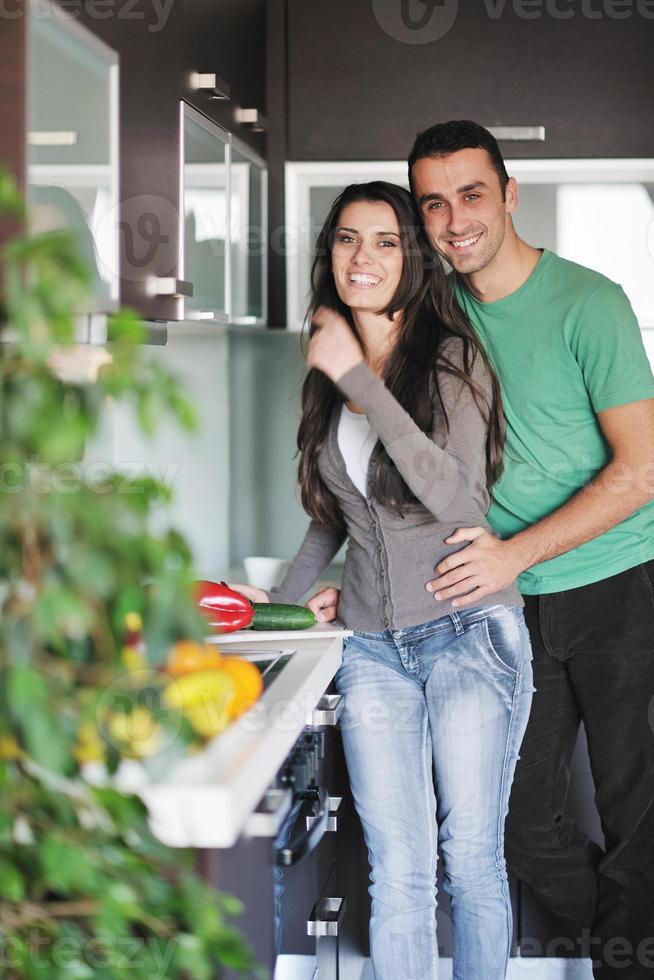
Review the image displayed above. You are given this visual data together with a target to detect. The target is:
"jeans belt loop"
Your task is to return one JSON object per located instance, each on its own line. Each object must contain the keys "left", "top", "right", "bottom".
{"left": 449, "top": 611, "right": 464, "bottom": 636}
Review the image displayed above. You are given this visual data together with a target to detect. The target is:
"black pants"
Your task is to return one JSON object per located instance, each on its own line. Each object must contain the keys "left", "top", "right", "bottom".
{"left": 505, "top": 560, "right": 654, "bottom": 977}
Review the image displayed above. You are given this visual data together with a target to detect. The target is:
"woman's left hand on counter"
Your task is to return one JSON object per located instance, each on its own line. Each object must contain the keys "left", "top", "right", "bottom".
{"left": 228, "top": 583, "right": 270, "bottom": 604}
{"left": 308, "top": 306, "right": 364, "bottom": 382}
{"left": 307, "top": 586, "right": 340, "bottom": 623}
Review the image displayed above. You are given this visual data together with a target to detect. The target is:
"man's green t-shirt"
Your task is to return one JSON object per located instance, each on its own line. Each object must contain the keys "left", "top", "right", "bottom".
{"left": 455, "top": 249, "right": 654, "bottom": 595}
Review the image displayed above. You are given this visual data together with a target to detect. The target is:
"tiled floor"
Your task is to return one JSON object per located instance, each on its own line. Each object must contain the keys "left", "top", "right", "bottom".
{"left": 360, "top": 959, "right": 594, "bottom": 979}
{"left": 275, "top": 954, "right": 594, "bottom": 979}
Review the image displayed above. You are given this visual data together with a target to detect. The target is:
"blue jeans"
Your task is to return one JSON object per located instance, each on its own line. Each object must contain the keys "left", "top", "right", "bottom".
{"left": 334, "top": 604, "right": 534, "bottom": 980}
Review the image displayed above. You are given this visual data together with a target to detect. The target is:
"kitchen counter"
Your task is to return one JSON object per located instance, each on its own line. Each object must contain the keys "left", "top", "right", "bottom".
{"left": 138, "top": 624, "right": 351, "bottom": 848}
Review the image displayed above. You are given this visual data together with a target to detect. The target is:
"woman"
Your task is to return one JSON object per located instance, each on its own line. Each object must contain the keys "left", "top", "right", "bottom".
{"left": 234, "top": 182, "right": 533, "bottom": 980}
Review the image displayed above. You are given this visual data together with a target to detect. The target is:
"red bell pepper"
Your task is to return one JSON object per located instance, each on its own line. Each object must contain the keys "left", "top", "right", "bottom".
{"left": 194, "top": 580, "right": 254, "bottom": 633}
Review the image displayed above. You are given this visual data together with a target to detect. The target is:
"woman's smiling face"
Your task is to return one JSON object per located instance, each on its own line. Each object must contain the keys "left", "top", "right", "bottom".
{"left": 330, "top": 200, "right": 404, "bottom": 314}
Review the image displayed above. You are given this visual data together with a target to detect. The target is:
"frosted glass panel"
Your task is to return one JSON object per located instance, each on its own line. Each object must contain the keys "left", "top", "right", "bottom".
{"left": 558, "top": 184, "right": 654, "bottom": 327}
{"left": 231, "top": 143, "right": 267, "bottom": 324}
{"left": 513, "top": 182, "right": 654, "bottom": 327}
{"left": 183, "top": 109, "right": 229, "bottom": 321}
{"left": 287, "top": 162, "right": 654, "bottom": 332}
{"left": 27, "top": 7, "right": 118, "bottom": 309}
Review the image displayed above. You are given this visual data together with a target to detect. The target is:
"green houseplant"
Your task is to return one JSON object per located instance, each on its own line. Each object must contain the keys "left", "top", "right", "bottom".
{"left": 0, "top": 171, "right": 261, "bottom": 979}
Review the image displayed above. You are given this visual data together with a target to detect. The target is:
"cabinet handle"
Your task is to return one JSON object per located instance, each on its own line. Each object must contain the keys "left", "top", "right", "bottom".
{"left": 307, "top": 896, "right": 347, "bottom": 938}
{"left": 306, "top": 795, "right": 341, "bottom": 832}
{"left": 310, "top": 693, "right": 344, "bottom": 728}
{"left": 275, "top": 786, "right": 330, "bottom": 867}
{"left": 488, "top": 126, "right": 545, "bottom": 141}
{"left": 191, "top": 72, "right": 231, "bottom": 101}
{"left": 147, "top": 277, "right": 194, "bottom": 298}
{"left": 245, "top": 787, "right": 293, "bottom": 838}
{"left": 234, "top": 107, "right": 266, "bottom": 133}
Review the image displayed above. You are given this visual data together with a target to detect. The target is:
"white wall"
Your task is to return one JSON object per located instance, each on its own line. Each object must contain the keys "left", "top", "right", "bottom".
{"left": 86, "top": 328, "right": 231, "bottom": 579}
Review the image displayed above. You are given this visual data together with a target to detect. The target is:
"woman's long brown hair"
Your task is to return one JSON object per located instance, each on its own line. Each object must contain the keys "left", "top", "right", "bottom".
{"left": 297, "top": 181, "right": 505, "bottom": 528}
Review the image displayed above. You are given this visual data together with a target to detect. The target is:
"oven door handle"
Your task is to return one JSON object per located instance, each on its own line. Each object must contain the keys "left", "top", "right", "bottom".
{"left": 274, "top": 786, "right": 330, "bottom": 867}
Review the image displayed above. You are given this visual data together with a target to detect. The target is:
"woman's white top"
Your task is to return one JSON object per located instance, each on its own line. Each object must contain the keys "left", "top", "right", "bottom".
{"left": 337, "top": 403, "right": 377, "bottom": 496}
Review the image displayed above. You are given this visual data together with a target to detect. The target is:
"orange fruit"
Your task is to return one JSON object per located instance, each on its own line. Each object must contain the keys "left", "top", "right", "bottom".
{"left": 166, "top": 640, "right": 222, "bottom": 677}
{"left": 218, "top": 657, "right": 264, "bottom": 720}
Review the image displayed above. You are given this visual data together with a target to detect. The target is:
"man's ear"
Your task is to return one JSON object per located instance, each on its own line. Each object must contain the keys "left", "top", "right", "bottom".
{"left": 505, "top": 176, "right": 519, "bottom": 215}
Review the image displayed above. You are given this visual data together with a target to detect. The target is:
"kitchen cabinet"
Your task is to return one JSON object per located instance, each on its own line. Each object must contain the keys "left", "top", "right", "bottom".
{"left": 72, "top": 0, "right": 186, "bottom": 325}
{"left": 128, "top": 626, "right": 367, "bottom": 978}
{"left": 130, "top": 626, "right": 368, "bottom": 980}
{"left": 231, "top": 138, "right": 268, "bottom": 325}
{"left": 283, "top": 0, "right": 654, "bottom": 161}
{"left": 0, "top": 0, "right": 268, "bottom": 324}
{"left": 273, "top": 723, "right": 369, "bottom": 980}
{"left": 182, "top": 0, "right": 266, "bottom": 161}
{"left": 205, "top": 719, "right": 369, "bottom": 980}
{"left": 182, "top": 106, "right": 268, "bottom": 325}
{"left": 183, "top": 106, "right": 231, "bottom": 323}
{"left": 1, "top": 0, "right": 187, "bottom": 324}
{"left": 284, "top": 158, "right": 654, "bottom": 330}
{"left": 26, "top": 2, "right": 119, "bottom": 315}
{"left": 138, "top": 626, "right": 369, "bottom": 980}
{"left": 265, "top": 0, "right": 653, "bottom": 325}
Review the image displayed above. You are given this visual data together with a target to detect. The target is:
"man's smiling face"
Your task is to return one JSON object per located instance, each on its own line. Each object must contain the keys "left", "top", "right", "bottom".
{"left": 411, "top": 148, "right": 517, "bottom": 275}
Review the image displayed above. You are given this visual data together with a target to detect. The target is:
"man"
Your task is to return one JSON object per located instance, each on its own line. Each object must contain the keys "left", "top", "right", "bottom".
{"left": 310, "top": 121, "right": 654, "bottom": 977}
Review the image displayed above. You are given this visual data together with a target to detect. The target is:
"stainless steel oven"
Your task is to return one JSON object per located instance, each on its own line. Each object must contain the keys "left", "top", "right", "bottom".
{"left": 198, "top": 684, "right": 368, "bottom": 980}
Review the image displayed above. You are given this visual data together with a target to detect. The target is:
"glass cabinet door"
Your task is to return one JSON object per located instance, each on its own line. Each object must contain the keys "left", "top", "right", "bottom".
{"left": 230, "top": 138, "right": 267, "bottom": 325}
{"left": 26, "top": 0, "right": 119, "bottom": 312}
{"left": 182, "top": 105, "right": 230, "bottom": 323}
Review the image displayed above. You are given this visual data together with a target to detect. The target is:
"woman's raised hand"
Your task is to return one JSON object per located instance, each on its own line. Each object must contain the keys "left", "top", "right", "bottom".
{"left": 307, "top": 306, "right": 364, "bottom": 383}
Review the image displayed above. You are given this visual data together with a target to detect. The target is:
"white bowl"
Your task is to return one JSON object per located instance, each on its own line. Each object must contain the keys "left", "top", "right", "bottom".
{"left": 243, "top": 556, "right": 291, "bottom": 592}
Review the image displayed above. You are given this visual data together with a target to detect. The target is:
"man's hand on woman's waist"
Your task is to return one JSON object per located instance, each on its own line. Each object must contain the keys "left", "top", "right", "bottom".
{"left": 426, "top": 526, "right": 526, "bottom": 608}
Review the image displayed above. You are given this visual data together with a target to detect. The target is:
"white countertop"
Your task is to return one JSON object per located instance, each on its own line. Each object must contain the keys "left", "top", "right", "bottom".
{"left": 135, "top": 625, "right": 351, "bottom": 848}
{"left": 207, "top": 622, "right": 348, "bottom": 645}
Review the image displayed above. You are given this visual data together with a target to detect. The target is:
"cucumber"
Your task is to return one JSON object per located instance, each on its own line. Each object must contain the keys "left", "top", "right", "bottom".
{"left": 251, "top": 603, "right": 317, "bottom": 631}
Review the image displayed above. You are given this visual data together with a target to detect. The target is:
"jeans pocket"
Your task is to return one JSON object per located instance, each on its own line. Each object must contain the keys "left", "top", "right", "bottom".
{"left": 478, "top": 607, "right": 524, "bottom": 677}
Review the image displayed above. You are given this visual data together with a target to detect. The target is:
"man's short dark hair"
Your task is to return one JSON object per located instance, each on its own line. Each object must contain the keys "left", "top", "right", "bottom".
{"left": 408, "top": 120, "right": 510, "bottom": 200}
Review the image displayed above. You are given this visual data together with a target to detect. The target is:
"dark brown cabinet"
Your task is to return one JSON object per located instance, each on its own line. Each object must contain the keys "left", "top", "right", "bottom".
{"left": 182, "top": 0, "right": 265, "bottom": 158}
{"left": 1, "top": 0, "right": 267, "bottom": 323}
{"left": 77, "top": 0, "right": 266, "bottom": 322}
{"left": 284, "top": 0, "right": 654, "bottom": 161}
{"left": 199, "top": 699, "right": 369, "bottom": 980}
{"left": 265, "top": 0, "right": 654, "bottom": 324}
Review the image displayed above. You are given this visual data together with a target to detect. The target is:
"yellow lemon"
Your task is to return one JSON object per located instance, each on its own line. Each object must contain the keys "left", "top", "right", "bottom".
{"left": 108, "top": 707, "right": 164, "bottom": 758}
{"left": 162, "top": 670, "right": 235, "bottom": 711}
{"left": 182, "top": 703, "right": 232, "bottom": 738}
{"left": 163, "top": 670, "right": 237, "bottom": 739}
